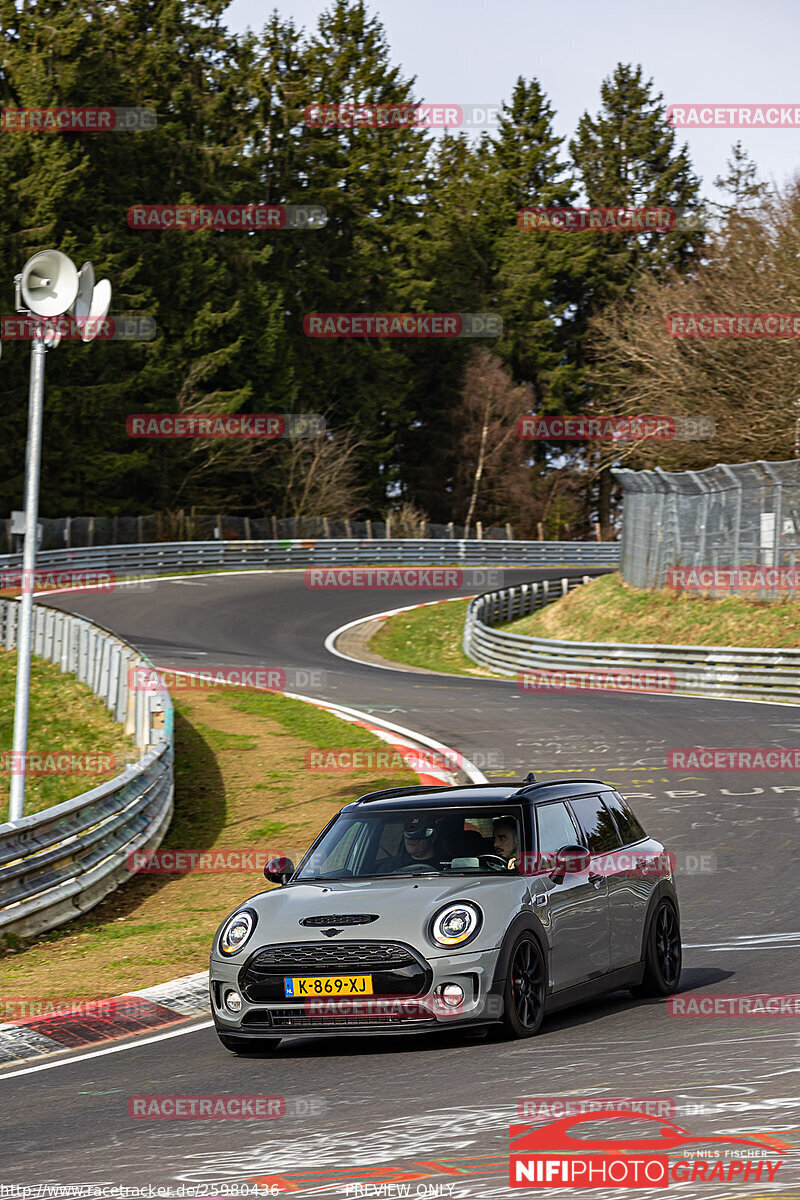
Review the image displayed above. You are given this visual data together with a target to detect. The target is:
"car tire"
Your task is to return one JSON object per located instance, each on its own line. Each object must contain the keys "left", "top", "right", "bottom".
{"left": 499, "top": 933, "right": 546, "bottom": 1038}
{"left": 217, "top": 1034, "right": 281, "bottom": 1054}
{"left": 631, "top": 899, "right": 682, "bottom": 997}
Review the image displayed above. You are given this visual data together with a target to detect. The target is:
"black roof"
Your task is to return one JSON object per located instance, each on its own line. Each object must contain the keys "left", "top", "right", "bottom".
{"left": 344, "top": 780, "right": 614, "bottom": 812}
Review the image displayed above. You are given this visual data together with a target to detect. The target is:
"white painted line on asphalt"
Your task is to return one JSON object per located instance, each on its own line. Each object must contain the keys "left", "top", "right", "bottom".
{"left": 0, "top": 1019, "right": 215, "bottom": 1080}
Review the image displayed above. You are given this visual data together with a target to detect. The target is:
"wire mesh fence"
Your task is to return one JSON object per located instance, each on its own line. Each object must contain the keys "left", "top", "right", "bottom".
{"left": 613, "top": 459, "right": 800, "bottom": 595}
{"left": 3, "top": 513, "right": 521, "bottom": 553}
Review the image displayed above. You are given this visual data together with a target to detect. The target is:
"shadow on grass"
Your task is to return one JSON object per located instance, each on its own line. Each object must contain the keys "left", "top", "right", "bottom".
{"left": 0, "top": 707, "right": 226, "bottom": 952}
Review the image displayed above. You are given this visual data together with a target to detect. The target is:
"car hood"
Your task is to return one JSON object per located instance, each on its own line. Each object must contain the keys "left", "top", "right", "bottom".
{"left": 217, "top": 875, "right": 530, "bottom": 959}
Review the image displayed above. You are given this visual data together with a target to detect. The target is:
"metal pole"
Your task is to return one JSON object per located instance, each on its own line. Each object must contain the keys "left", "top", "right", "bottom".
{"left": 8, "top": 340, "right": 47, "bottom": 820}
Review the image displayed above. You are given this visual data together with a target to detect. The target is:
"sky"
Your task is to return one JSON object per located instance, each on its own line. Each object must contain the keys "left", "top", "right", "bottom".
{"left": 223, "top": 0, "right": 800, "bottom": 203}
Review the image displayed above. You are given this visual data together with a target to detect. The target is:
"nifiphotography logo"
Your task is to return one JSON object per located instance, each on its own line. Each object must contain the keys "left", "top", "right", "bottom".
{"left": 508, "top": 1111, "right": 788, "bottom": 1188}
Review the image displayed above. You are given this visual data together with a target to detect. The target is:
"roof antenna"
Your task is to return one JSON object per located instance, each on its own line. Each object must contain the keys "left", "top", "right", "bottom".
{"left": 524, "top": 771, "right": 536, "bottom": 784}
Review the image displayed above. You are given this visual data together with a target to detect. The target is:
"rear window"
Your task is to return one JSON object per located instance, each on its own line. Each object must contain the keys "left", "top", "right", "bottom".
{"left": 606, "top": 791, "right": 647, "bottom": 845}
{"left": 568, "top": 795, "right": 622, "bottom": 854}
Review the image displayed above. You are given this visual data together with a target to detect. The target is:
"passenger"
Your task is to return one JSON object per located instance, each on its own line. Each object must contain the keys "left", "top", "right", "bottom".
{"left": 493, "top": 816, "right": 519, "bottom": 866}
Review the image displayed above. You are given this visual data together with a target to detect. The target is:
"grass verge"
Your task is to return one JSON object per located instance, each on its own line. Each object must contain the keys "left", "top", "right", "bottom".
{"left": 505, "top": 573, "right": 800, "bottom": 647}
{"left": 0, "top": 686, "right": 417, "bottom": 998}
{"left": 0, "top": 650, "right": 136, "bottom": 820}
{"left": 369, "top": 598, "right": 491, "bottom": 675}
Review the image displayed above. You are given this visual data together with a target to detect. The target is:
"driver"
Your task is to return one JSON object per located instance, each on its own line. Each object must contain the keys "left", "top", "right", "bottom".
{"left": 493, "top": 816, "right": 519, "bottom": 865}
{"left": 376, "top": 815, "right": 443, "bottom": 873}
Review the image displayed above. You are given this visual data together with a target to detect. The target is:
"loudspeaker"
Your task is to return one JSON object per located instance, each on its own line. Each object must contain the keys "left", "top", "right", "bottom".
{"left": 73, "top": 262, "right": 95, "bottom": 326}
{"left": 20, "top": 250, "right": 79, "bottom": 318}
{"left": 79, "top": 278, "right": 112, "bottom": 342}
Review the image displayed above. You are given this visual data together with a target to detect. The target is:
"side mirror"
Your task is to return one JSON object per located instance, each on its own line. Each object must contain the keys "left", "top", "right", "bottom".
{"left": 552, "top": 844, "right": 590, "bottom": 880}
{"left": 264, "top": 856, "right": 295, "bottom": 885}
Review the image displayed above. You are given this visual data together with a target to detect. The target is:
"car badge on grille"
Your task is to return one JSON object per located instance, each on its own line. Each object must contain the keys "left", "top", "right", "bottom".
{"left": 320, "top": 928, "right": 342, "bottom": 937}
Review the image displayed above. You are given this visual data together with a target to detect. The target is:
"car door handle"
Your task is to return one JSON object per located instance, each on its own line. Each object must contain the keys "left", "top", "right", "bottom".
{"left": 588, "top": 873, "right": 604, "bottom": 887}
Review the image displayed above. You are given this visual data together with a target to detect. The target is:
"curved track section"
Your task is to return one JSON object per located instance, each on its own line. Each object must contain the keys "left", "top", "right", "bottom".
{"left": 1, "top": 569, "right": 798, "bottom": 1197}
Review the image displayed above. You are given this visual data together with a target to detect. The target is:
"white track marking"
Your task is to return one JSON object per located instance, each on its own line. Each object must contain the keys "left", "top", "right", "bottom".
{"left": 0, "top": 1020, "right": 214, "bottom": 1080}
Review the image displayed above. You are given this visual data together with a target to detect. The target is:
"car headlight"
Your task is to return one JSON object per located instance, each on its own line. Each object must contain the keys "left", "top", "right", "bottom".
{"left": 430, "top": 902, "right": 482, "bottom": 947}
{"left": 218, "top": 908, "right": 257, "bottom": 956}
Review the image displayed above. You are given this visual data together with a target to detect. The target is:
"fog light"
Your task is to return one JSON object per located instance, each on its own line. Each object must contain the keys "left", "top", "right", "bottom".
{"left": 225, "top": 989, "right": 243, "bottom": 1013}
{"left": 435, "top": 983, "right": 465, "bottom": 1007}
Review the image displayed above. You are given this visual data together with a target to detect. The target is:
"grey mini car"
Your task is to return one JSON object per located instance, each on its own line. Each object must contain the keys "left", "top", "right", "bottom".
{"left": 210, "top": 779, "right": 681, "bottom": 1052}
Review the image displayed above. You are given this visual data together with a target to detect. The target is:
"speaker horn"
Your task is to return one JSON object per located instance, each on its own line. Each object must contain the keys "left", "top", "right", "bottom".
{"left": 20, "top": 250, "right": 79, "bottom": 318}
{"left": 79, "top": 278, "right": 112, "bottom": 343}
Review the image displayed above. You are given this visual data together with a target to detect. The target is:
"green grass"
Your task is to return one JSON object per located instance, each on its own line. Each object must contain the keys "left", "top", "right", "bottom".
{"left": 505, "top": 573, "right": 800, "bottom": 648}
{"left": 0, "top": 649, "right": 137, "bottom": 820}
{"left": 369, "top": 598, "right": 486, "bottom": 674}
{"left": 228, "top": 686, "right": 420, "bottom": 744}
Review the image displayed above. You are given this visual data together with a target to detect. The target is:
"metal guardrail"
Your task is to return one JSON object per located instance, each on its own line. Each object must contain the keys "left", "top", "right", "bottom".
{"left": 0, "top": 538, "right": 621, "bottom": 576}
{"left": 0, "top": 600, "right": 174, "bottom": 938}
{"left": 463, "top": 577, "right": 800, "bottom": 704}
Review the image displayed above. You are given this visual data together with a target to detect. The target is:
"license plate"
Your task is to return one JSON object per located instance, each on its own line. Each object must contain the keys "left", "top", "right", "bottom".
{"left": 283, "top": 975, "right": 373, "bottom": 997}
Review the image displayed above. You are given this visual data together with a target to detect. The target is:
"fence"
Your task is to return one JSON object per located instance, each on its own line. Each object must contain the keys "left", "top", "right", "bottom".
{"left": 0, "top": 600, "right": 174, "bottom": 938}
{"left": 0, "top": 538, "right": 621, "bottom": 577}
{"left": 463, "top": 577, "right": 800, "bottom": 703}
{"left": 613, "top": 459, "right": 800, "bottom": 591}
{"left": 4, "top": 513, "right": 527, "bottom": 553}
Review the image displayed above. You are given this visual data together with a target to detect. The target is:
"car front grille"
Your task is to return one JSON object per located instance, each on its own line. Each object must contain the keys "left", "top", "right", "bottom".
{"left": 240, "top": 940, "right": 430, "bottom": 1003}
{"left": 247, "top": 941, "right": 416, "bottom": 973}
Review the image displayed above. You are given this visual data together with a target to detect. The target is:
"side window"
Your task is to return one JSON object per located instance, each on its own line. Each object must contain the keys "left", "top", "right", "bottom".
{"left": 535, "top": 801, "right": 580, "bottom": 851}
{"left": 568, "top": 795, "right": 622, "bottom": 853}
{"left": 606, "top": 791, "right": 647, "bottom": 845}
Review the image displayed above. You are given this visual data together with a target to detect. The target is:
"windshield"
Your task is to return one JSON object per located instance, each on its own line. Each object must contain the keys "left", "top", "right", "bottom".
{"left": 296, "top": 806, "right": 524, "bottom": 880}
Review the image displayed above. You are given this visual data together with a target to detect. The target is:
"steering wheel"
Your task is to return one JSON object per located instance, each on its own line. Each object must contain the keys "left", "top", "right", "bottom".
{"left": 478, "top": 854, "right": 512, "bottom": 871}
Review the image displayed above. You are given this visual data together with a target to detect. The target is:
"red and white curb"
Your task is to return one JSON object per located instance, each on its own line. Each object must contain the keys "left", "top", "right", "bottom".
{"left": 0, "top": 972, "right": 209, "bottom": 1064}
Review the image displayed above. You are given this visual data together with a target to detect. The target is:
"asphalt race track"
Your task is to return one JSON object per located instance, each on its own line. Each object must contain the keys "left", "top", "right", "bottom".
{"left": 2, "top": 569, "right": 799, "bottom": 1198}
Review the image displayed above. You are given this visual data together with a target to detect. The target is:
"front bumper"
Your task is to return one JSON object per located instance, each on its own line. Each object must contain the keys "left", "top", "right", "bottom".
{"left": 210, "top": 943, "right": 504, "bottom": 1037}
